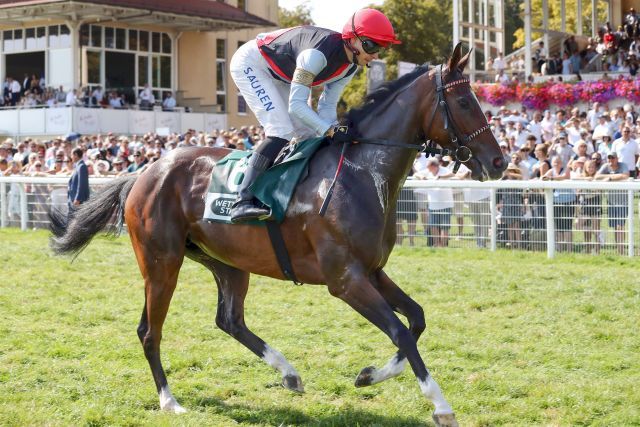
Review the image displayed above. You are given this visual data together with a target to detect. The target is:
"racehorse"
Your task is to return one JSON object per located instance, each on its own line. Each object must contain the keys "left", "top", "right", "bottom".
{"left": 49, "top": 43, "right": 505, "bottom": 427}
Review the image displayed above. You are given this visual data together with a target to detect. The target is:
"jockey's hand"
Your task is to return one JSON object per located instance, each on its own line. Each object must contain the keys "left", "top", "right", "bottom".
{"left": 327, "top": 125, "right": 357, "bottom": 144}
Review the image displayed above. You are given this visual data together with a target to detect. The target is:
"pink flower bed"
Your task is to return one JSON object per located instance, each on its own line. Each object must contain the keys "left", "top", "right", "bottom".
{"left": 473, "top": 76, "right": 639, "bottom": 109}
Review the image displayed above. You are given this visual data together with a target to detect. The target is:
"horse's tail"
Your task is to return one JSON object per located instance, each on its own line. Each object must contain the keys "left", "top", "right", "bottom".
{"left": 49, "top": 176, "right": 137, "bottom": 257}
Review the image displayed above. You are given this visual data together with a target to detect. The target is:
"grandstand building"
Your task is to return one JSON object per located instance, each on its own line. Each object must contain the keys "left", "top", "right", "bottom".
{"left": 0, "top": 0, "right": 277, "bottom": 132}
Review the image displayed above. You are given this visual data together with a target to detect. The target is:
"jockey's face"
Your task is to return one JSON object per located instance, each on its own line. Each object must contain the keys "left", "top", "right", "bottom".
{"left": 348, "top": 37, "right": 380, "bottom": 65}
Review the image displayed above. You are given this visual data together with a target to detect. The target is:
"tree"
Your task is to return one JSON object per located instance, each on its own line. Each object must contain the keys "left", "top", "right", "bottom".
{"left": 512, "top": 0, "right": 608, "bottom": 49}
{"left": 380, "top": 0, "right": 453, "bottom": 67}
{"left": 278, "top": 2, "right": 314, "bottom": 28}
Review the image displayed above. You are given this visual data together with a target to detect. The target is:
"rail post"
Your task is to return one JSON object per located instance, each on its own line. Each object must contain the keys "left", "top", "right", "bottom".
{"left": 490, "top": 188, "right": 497, "bottom": 251}
{"left": 628, "top": 189, "right": 634, "bottom": 257}
{"left": 0, "top": 182, "right": 6, "bottom": 228}
{"left": 544, "top": 188, "right": 555, "bottom": 259}
{"left": 19, "top": 183, "right": 27, "bottom": 231}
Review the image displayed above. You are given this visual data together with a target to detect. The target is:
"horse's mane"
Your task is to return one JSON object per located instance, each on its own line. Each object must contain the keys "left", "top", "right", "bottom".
{"left": 345, "top": 64, "right": 431, "bottom": 125}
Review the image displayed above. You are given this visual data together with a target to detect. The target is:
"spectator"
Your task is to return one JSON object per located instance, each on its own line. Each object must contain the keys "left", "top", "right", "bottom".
{"left": 65, "top": 88, "right": 79, "bottom": 106}
{"left": 493, "top": 51, "right": 506, "bottom": 74}
{"left": 139, "top": 84, "right": 155, "bottom": 110}
{"left": 414, "top": 157, "right": 455, "bottom": 247}
{"left": 543, "top": 156, "right": 576, "bottom": 251}
{"left": 127, "top": 150, "right": 147, "bottom": 173}
{"left": 595, "top": 151, "right": 630, "bottom": 254}
{"left": 612, "top": 126, "right": 639, "bottom": 177}
{"left": 108, "top": 91, "right": 125, "bottom": 109}
{"left": 10, "top": 77, "right": 21, "bottom": 106}
{"left": 575, "top": 159, "right": 602, "bottom": 253}
{"left": 67, "top": 147, "right": 90, "bottom": 215}
{"left": 163, "top": 92, "right": 177, "bottom": 111}
{"left": 497, "top": 165, "right": 524, "bottom": 248}
{"left": 531, "top": 143, "right": 551, "bottom": 178}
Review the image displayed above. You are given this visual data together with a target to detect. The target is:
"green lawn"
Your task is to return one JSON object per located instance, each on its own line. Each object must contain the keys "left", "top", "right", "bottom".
{"left": 0, "top": 229, "right": 639, "bottom": 426}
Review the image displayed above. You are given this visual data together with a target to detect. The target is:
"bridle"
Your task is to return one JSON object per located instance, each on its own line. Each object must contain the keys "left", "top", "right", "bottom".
{"left": 353, "top": 64, "right": 491, "bottom": 172}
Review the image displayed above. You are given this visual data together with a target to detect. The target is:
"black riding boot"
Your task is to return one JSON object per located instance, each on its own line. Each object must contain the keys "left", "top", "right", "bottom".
{"left": 230, "top": 152, "right": 272, "bottom": 223}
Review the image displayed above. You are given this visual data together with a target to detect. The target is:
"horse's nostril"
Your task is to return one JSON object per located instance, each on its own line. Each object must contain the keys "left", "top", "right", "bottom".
{"left": 493, "top": 157, "right": 505, "bottom": 170}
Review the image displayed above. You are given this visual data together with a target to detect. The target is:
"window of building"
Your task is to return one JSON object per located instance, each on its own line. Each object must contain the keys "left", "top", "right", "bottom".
{"left": 216, "top": 39, "right": 226, "bottom": 59}
{"left": 237, "top": 0, "right": 246, "bottom": 10}
{"left": 139, "top": 31, "right": 149, "bottom": 51}
{"left": 216, "top": 39, "right": 227, "bottom": 113}
{"left": 48, "top": 26, "right": 58, "bottom": 48}
{"left": 115, "top": 28, "right": 126, "bottom": 50}
{"left": 237, "top": 93, "right": 247, "bottom": 114}
{"left": 87, "top": 51, "right": 102, "bottom": 84}
{"left": 59, "top": 25, "right": 71, "bottom": 47}
{"left": 162, "top": 33, "right": 171, "bottom": 54}
{"left": 105, "top": 27, "right": 115, "bottom": 49}
{"left": 3, "top": 30, "right": 12, "bottom": 51}
{"left": 25, "top": 28, "right": 36, "bottom": 50}
{"left": 129, "top": 29, "right": 138, "bottom": 51}
{"left": 36, "top": 27, "right": 46, "bottom": 49}
{"left": 90, "top": 25, "right": 102, "bottom": 47}
{"left": 237, "top": 40, "right": 244, "bottom": 49}
{"left": 152, "top": 32, "right": 161, "bottom": 53}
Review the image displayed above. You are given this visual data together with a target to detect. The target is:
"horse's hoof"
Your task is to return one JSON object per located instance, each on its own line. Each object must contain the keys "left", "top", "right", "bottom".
{"left": 354, "top": 366, "right": 376, "bottom": 387}
{"left": 432, "top": 412, "right": 458, "bottom": 427}
{"left": 282, "top": 374, "right": 304, "bottom": 393}
{"left": 161, "top": 401, "right": 187, "bottom": 414}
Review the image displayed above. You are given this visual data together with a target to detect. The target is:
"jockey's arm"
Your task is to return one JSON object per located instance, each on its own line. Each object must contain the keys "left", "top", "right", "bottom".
{"left": 317, "top": 74, "right": 355, "bottom": 125}
{"left": 288, "top": 49, "right": 343, "bottom": 136}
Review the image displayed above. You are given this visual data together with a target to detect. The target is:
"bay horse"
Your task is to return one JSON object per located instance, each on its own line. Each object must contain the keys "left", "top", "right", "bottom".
{"left": 49, "top": 43, "right": 505, "bottom": 427}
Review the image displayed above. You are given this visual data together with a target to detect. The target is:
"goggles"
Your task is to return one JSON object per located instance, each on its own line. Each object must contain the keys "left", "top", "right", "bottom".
{"left": 359, "top": 37, "right": 383, "bottom": 55}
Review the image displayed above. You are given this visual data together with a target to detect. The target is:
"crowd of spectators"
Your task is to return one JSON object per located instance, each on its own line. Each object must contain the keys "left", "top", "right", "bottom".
{"left": 0, "top": 125, "right": 264, "bottom": 180}
{"left": 1, "top": 74, "right": 178, "bottom": 111}
{"left": 398, "top": 101, "right": 638, "bottom": 254}
{"left": 1, "top": 101, "right": 637, "bottom": 254}
{"left": 485, "top": 8, "right": 640, "bottom": 83}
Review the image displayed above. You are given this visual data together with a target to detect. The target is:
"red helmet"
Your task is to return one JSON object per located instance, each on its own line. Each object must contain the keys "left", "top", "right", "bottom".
{"left": 341, "top": 8, "right": 401, "bottom": 47}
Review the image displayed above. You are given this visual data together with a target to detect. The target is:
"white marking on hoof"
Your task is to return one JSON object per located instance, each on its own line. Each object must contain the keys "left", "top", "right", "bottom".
{"left": 418, "top": 377, "right": 453, "bottom": 415}
{"left": 370, "top": 356, "right": 407, "bottom": 384}
{"left": 262, "top": 345, "right": 302, "bottom": 390}
{"left": 159, "top": 386, "right": 187, "bottom": 414}
{"left": 432, "top": 412, "right": 459, "bottom": 427}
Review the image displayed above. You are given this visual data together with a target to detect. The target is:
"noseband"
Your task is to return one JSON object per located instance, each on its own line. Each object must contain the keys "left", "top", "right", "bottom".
{"left": 353, "top": 64, "right": 491, "bottom": 173}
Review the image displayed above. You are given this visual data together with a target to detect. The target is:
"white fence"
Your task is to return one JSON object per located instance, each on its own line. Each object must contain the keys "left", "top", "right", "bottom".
{"left": 0, "top": 106, "right": 227, "bottom": 137}
{"left": 2, "top": 176, "right": 640, "bottom": 258}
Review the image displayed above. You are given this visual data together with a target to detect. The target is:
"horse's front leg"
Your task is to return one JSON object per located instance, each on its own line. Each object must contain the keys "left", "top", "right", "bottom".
{"left": 327, "top": 269, "right": 457, "bottom": 427}
{"left": 355, "top": 269, "right": 424, "bottom": 387}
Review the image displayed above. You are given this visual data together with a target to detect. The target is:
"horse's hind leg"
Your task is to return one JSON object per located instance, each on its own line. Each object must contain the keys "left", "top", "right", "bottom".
{"left": 195, "top": 256, "right": 304, "bottom": 392}
{"left": 355, "top": 269, "right": 425, "bottom": 387}
{"left": 131, "top": 232, "right": 186, "bottom": 413}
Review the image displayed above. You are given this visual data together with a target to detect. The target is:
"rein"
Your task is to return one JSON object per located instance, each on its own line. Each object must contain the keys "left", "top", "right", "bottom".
{"left": 357, "top": 64, "right": 490, "bottom": 172}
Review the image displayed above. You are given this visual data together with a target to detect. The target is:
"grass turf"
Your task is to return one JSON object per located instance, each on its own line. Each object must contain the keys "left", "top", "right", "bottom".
{"left": 0, "top": 228, "right": 639, "bottom": 426}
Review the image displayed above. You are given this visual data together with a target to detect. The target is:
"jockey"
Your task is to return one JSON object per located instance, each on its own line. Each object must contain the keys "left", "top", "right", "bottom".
{"left": 228, "top": 8, "right": 401, "bottom": 222}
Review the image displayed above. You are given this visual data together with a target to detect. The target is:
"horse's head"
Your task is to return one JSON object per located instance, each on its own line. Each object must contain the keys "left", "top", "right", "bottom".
{"left": 421, "top": 43, "right": 506, "bottom": 180}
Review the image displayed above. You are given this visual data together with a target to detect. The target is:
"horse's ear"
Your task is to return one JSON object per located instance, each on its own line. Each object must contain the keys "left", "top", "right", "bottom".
{"left": 457, "top": 48, "right": 473, "bottom": 72}
{"left": 448, "top": 42, "right": 463, "bottom": 71}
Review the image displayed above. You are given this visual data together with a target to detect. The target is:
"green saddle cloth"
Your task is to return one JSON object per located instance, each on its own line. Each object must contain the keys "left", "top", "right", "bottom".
{"left": 203, "top": 137, "right": 325, "bottom": 224}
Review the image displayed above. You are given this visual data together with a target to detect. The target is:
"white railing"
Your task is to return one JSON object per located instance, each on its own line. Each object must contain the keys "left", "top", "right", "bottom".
{"left": 2, "top": 176, "right": 640, "bottom": 258}
{"left": 0, "top": 106, "right": 227, "bottom": 137}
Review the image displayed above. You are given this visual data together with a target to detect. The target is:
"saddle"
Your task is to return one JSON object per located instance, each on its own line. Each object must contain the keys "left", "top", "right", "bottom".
{"left": 203, "top": 137, "right": 326, "bottom": 224}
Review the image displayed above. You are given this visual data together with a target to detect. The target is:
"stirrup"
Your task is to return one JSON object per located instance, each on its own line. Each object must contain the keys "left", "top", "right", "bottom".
{"left": 230, "top": 200, "right": 271, "bottom": 223}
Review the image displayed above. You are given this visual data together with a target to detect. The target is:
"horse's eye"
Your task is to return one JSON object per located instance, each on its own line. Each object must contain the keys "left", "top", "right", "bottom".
{"left": 458, "top": 98, "right": 470, "bottom": 109}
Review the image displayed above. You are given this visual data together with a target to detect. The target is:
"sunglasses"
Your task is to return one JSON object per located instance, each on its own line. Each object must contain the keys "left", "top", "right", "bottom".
{"left": 359, "top": 37, "right": 383, "bottom": 54}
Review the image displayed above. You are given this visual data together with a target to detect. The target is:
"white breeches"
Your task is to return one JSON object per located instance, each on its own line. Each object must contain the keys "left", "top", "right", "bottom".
{"left": 229, "top": 40, "right": 316, "bottom": 141}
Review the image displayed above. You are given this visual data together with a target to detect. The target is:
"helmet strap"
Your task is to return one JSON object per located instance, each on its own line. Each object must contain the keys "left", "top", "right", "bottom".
{"left": 344, "top": 40, "right": 360, "bottom": 65}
